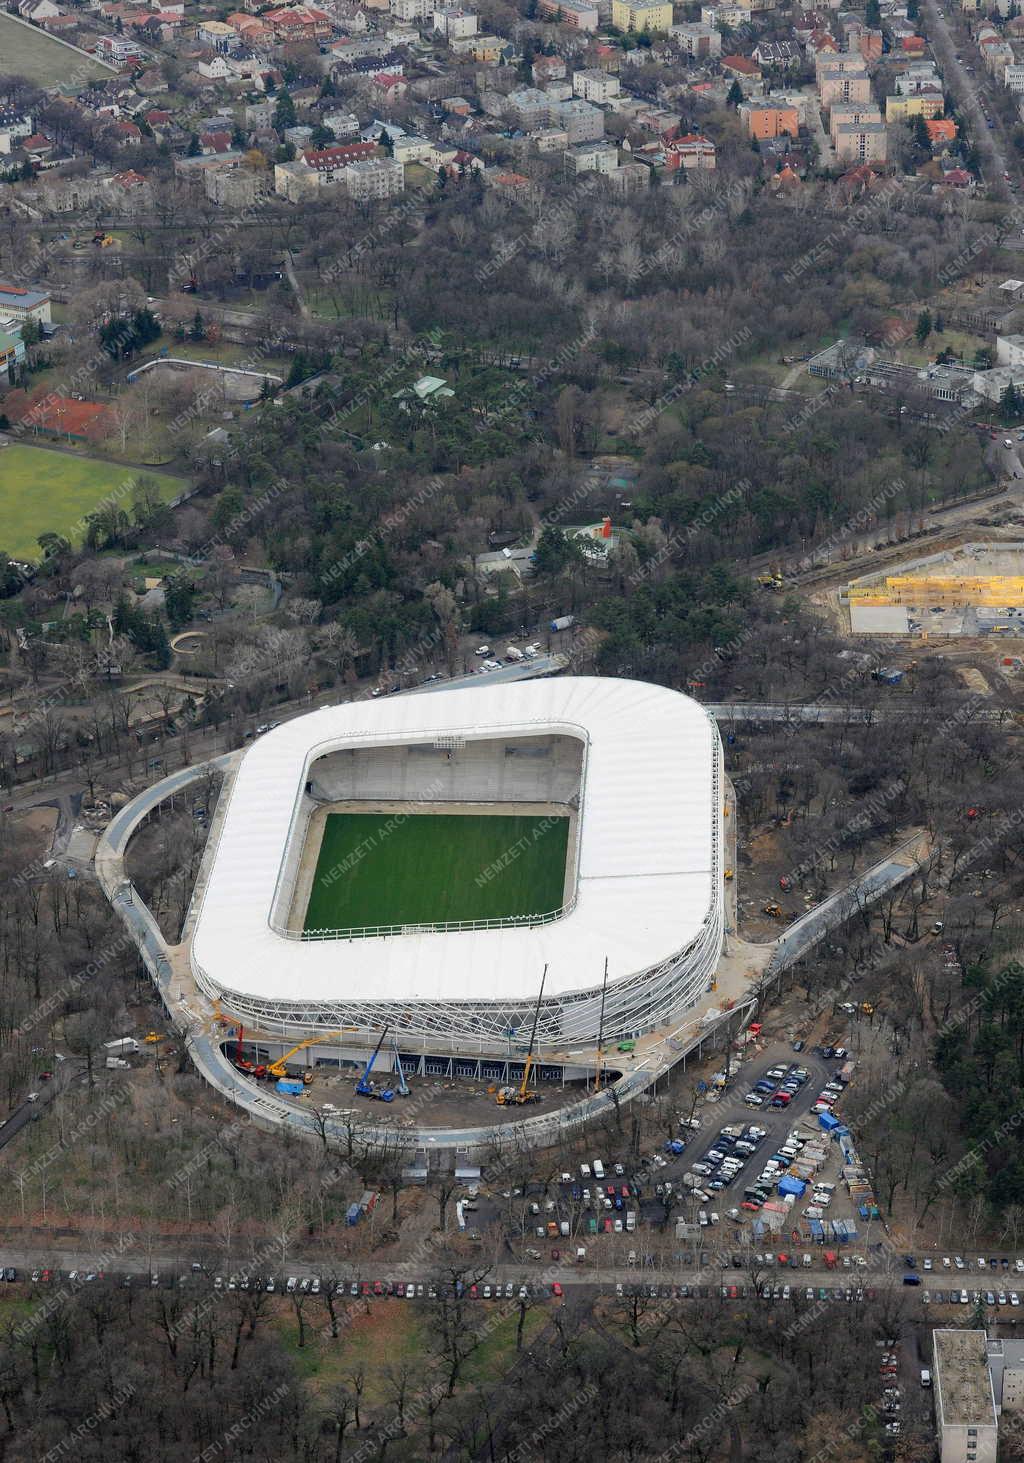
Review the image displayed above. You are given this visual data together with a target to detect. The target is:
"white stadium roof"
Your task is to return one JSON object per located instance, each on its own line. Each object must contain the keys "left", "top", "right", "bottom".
{"left": 191, "top": 677, "right": 718, "bottom": 1007}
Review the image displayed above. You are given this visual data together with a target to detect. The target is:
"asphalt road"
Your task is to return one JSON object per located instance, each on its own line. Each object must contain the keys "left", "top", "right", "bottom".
{"left": 923, "top": 0, "right": 1013, "bottom": 196}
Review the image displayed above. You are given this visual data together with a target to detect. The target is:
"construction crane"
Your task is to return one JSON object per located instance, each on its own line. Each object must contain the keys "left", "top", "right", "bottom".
{"left": 267, "top": 1028, "right": 356, "bottom": 1081}
{"left": 496, "top": 966, "right": 546, "bottom": 1106}
{"left": 593, "top": 957, "right": 608, "bottom": 1094}
{"left": 355, "top": 1027, "right": 394, "bottom": 1101}
{"left": 391, "top": 1036, "right": 410, "bottom": 1097}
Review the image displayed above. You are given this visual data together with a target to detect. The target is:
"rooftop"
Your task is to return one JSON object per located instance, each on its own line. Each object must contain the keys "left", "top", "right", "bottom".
{"left": 934, "top": 1330, "right": 997, "bottom": 1429}
{"left": 191, "top": 677, "right": 719, "bottom": 1007}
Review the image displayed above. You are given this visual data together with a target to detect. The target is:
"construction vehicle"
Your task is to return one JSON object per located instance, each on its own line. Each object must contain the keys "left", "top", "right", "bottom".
{"left": 497, "top": 968, "right": 546, "bottom": 1106}
{"left": 724, "top": 868, "right": 734, "bottom": 881}
{"left": 355, "top": 1027, "right": 394, "bottom": 1101}
{"left": 763, "top": 902, "right": 783, "bottom": 919}
{"left": 860, "top": 1002, "right": 874, "bottom": 1016}
{"left": 143, "top": 1031, "right": 162, "bottom": 1044}
{"left": 391, "top": 1036, "right": 410, "bottom": 1097}
{"left": 267, "top": 1027, "right": 356, "bottom": 1081}
{"left": 709, "top": 977, "right": 718, "bottom": 992}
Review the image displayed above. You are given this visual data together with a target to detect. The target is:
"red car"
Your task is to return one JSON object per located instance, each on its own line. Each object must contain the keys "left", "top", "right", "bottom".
{"left": 606, "top": 1185, "right": 616, "bottom": 1197}
{"left": 373, "top": 1280, "right": 383, "bottom": 1296}
{"left": 551, "top": 1282, "right": 563, "bottom": 1297}
{"left": 620, "top": 1185, "right": 629, "bottom": 1198}
{"left": 603, "top": 1218, "right": 613, "bottom": 1234}
{"left": 361, "top": 1282, "right": 370, "bottom": 1296}
{"left": 470, "top": 1285, "right": 478, "bottom": 1298}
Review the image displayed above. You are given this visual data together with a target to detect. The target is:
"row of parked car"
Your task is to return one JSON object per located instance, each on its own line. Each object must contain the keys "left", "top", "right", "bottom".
{"left": 683, "top": 1122, "right": 770, "bottom": 1200}
{"left": 743, "top": 1062, "right": 811, "bottom": 1110}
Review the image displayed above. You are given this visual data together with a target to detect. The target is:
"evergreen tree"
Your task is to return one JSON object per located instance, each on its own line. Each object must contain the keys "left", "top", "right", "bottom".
{"left": 915, "top": 308, "right": 932, "bottom": 345}
{"left": 273, "top": 89, "right": 296, "bottom": 131}
{"left": 727, "top": 80, "right": 744, "bottom": 107}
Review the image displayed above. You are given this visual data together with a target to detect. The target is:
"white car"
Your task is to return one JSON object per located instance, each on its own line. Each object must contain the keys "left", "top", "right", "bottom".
{"left": 474, "top": 646, "right": 490, "bottom": 656}
{"left": 482, "top": 660, "right": 501, "bottom": 671}
{"left": 1013, "top": 1292, "right": 1021, "bottom": 1307}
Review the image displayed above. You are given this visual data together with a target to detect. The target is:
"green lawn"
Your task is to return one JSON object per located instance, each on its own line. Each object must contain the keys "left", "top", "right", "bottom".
{"left": 0, "top": 445, "right": 186, "bottom": 561}
{"left": 0, "top": 13, "right": 111, "bottom": 82}
{"left": 304, "top": 812, "right": 569, "bottom": 933}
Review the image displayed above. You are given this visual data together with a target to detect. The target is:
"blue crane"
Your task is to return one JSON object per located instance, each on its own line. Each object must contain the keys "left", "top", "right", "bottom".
{"left": 355, "top": 1027, "right": 394, "bottom": 1101}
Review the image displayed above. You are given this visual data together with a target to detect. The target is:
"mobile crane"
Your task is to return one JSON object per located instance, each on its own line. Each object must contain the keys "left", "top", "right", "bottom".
{"left": 355, "top": 1027, "right": 394, "bottom": 1101}
{"left": 391, "top": 1036, "right": 410, "bottom": 1097}
{"left": 496, "top": 966, "right": 546, "bottom": 1106}
{"left": 266, "top": 1028, "right": 356, "bottom": 1081}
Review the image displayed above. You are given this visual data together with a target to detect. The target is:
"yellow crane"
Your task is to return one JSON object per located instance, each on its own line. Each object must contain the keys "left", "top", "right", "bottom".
{"left": 496, "top": 967, "right": 546, "bottom": 1106}
{"left": 267, "top": 1029, "right": 357, "bottom": 1080}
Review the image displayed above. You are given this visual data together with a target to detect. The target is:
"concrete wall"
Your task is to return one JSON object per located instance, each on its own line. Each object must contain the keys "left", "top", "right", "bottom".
{"left": 308, "top": 734, "right": 584, "bottom": 806}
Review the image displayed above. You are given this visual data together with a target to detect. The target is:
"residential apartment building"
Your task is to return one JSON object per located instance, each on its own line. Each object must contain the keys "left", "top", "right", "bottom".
{"left": 433, "top": 5, "right": 477, "bottom": 34}
{"left": 342, "top": 156, "right": 405, "bottom": 199}
{"left": 665, "top": 133, "right": 716, "bottom": 169}
{"left": 204, "top": 165, "right": 271, "bottom": 206}
{"left": 834, "top": 120, "right": 887, "bottom": 162}
{"left": 815, "top": 48, "right": 866, "bottom": 77}
{"left": 700, "top": 1, "right": 751, "bottom": 23}
{"left": 565, "top": 139, "right": 619, "bottom": 173}
{"left": 741, "top": 100, "right": 799, "bottom": 139}
{"left": 502, "top": 86, "right": 555, "bottom": 128}
{"left": 0, "top": 111, "right": 32, "bottom": 154}
{"left": 829, "top": 100, "right": 882, "bottom": 144}
{"left": 669, "top": 22, "right": 721, "bottom": 56}
{"left": 893, "top": 60, "right": 941, "bottom": 94}
{"left": 885, "top": 90, "right": 943, "bottom": 121}
{"left": 819, "top": 67, "right": 872, "bottom": 106}
{"left": 554, "top": 97, "right": 604, "bottom": 142}
{"left": 933, "top": 1331, "right": 997, "bottom": 1463}
{"left": 390, "top": 0, "right": 432, "bottom": 19}
{"left": 612, "top": 0, "right": 672, "bottom": 29}
{"left": 1005, "top": 64, "right": 1024, "bottom": 92}
{"left": 572, "top": 68, "right": 620, "bottom": 101}
{"left": 536, "top": 0, "right": 599, "bottom": 25}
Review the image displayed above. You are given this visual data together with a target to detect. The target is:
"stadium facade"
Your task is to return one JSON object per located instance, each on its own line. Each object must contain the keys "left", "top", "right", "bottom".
{"left": 190, "top": 677, "right": 725, "bottom": 1051}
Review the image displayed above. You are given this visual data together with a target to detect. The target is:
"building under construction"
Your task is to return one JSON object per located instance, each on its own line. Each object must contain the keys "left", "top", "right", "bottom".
{"left": 844, "top": 543, "right": 1024, "bottom": 636}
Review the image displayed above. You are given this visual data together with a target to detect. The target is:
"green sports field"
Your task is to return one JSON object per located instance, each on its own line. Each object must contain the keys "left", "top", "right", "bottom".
{"left": 0, "top": 14, "right": 112, "bottom": 83}
{"left": 304, "top": 812, "right": 570, "bottom": 933}
{"left": 0, "top": 446, "right": 185, "bottom": 561}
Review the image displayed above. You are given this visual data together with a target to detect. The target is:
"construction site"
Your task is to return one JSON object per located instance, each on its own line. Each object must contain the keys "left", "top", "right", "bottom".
{"left": 842, "top": 542, "right": 1024, "bottom": 641}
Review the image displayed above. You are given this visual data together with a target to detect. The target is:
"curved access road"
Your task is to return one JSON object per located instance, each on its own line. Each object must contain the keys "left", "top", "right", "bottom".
{"left": 96, "top": 750, "right": 927, "bottom": 1155}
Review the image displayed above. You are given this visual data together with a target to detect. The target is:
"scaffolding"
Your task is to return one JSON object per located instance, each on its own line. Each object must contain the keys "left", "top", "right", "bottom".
{"left": 849, "top": 575, "right": 1024, "bottom": 608}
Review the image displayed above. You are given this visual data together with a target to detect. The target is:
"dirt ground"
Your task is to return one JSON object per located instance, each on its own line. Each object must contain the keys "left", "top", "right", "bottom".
{"left": 268, "top": 1061, "right": 595, "bottom": 1130}
{"left": 13, "top": 805, "right": 58, "bottom": 857}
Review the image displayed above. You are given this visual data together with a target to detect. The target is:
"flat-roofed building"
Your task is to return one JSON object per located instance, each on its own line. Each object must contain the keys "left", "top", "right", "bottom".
{"left": 933, "top": 1330, "right": 997, "bottom": 1463}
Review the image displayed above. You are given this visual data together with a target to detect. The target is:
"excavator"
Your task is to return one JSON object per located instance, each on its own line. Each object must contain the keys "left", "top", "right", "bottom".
{"left": 267, "top": 1028, "right": 356, "bottom": 1082}
{"left": 496, "top": 967, "right": 546, "bottom": 1107}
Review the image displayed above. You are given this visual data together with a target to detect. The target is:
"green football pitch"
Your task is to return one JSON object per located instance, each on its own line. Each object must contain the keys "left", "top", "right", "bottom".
{"left": 304, "top": 812, "right": 570, "bottom": 933}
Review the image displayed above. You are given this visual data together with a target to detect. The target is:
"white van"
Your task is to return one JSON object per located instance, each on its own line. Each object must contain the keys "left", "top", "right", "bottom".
{"left": 580, "top": 1163, "right": 591, "bottom": 1179}
{"left": 592, "top": 1159, "right": 605, "bottom": 1180}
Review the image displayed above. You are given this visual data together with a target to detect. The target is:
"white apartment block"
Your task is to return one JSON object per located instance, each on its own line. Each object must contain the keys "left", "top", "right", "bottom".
{"left": 1006, "top": 64, "right": 1024, "bottom": 92}
{"left": 433, "top": 5, "right": 477, "bottom": 34}
{"left": 390, "top": 0, "right": 432, "bottom": 20}
{"left": 565, "top": 140, "right": 619, "bottom": 173}
{"left": 572, "top": 68, "right": 620, "bottom": 101}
